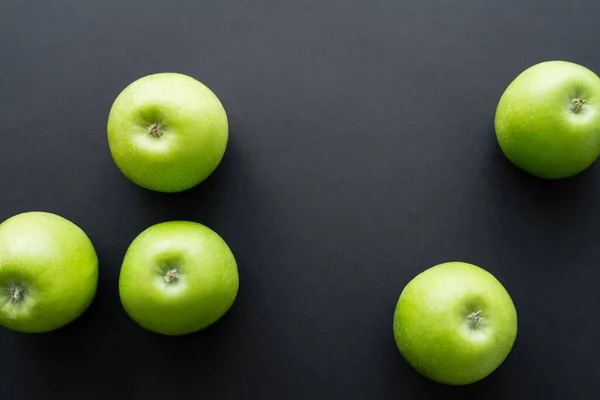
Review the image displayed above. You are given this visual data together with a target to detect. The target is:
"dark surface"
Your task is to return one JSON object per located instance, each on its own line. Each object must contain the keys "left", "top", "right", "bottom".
{"left": 1, "top": 0, "right": 599, "bottom": 399}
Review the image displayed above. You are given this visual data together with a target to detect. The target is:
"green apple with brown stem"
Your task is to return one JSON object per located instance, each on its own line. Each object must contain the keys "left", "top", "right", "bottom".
{"left": 119, "top": 221, "right": 239, "bottom": 336}
{"left": 393, "top": 262, "right": 518, "bottom": 385}
{"left": 107, "top": 72, "right": 229, "bottom": 193}
{"left": 0, "top": 211, "right": 98, "bottom": 333}
{"left": 495, "top": 60, "right": 600, "bottom": 179}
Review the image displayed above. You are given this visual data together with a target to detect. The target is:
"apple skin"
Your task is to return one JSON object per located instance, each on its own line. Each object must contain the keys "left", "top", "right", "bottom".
{"left": 0, "top": 212, "right": 98, "bottom": 333}
{"left": 393, "top": 262, "right": 517, "bottom": 385}
{"left": 107, "top": 72, "right": 228, "bottom": 193}
{"left": 119, "top": 221, "right": 239, "bottom": 336}
{"left": 495, "top": 60, "right": 600, "bottom": 179}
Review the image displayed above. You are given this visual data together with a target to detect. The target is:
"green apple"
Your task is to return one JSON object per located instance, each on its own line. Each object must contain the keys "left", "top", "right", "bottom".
{"left": 495, "top": 60, "right": 600, "bottom": 179}
{"left": 0, "top": 211, "right": 98, "bottom": 333}
{"left": 119, "top": 221, "right": 239, "bottom": 335}
{"left": 107, "top": 72, "right": 228, "bottom": 193}
{"left": 393, "top": 262, "right": 518, "bottom": 385}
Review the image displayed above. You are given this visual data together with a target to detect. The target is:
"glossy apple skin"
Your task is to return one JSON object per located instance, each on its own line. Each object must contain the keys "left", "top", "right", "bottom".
{"left": 0, "top": 212, "right": 98, "bottom": 333}
{"left": 119, "top": 221, "right": 239, "bottom": 336}
{"left": 495, "top": 60, "right": 600, "bottom": 179}
{"left": 107, "top": 72, "right": 228, "bottom": 193}
{"left": 393, "top": 262, "right": 517, "bottom": 385}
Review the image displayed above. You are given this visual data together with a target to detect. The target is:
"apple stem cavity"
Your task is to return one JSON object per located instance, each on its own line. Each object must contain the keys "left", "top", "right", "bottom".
{"left": 148, "top": 123, "right": 163, "bottom": 138}
{"left": 466, "top": 310, "right": 485, "bottom": 330}
{"left": 571, "top": 98, "right": 586, "bottom": 113}
{"left": 164, "top": 268, "right": 179, "bottom": 283}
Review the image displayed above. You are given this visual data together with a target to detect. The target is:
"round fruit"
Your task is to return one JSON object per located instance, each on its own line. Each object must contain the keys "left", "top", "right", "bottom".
{"left": 107, "top": 72, "right": 229, "bottom": 193}
{"left": 393, "top": 262, "right": 518, "bottom": 385}
{"left": 119, "top": 221, "right": 239, "bottom": 336}
{"left": 0, "top": 211, "right": 99, "bottom": 333}
{"left": 495, "top": 60, "right": 600, "bottom": 179}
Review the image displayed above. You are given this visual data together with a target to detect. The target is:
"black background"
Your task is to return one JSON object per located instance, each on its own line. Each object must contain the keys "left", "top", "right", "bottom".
{"left": 1, "top": 1, "right": 598, "bottom": 399}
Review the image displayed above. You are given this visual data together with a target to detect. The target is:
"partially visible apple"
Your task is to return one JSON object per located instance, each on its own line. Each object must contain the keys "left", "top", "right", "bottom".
{"left": 393, "top": 262, "right": 518, "bottom": 385}
{"left": 495, "top": 60, "right": 600, "bottom": 179}
{"left": 119, "top": 221, "right": 239, "bottom": 336}
{"left": 107, "top": 72, "right": 228, "bottom": 193}
{"left": 0, "top": 211, "right": 98, "bottom": 333}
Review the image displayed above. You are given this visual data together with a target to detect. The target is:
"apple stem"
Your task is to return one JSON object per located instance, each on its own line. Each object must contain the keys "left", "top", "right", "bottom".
{"left": 148, "top": 123, "right": 163, "bottom": 138}
{"left": 467, "top": 310, "right": 484, "bottom": 330}
{"left": 572, "top": 98, "right": 586, "bottom": 113}
{"left": 164, "top": 268, "right": 179, "bottom": 283}
{"left": 10, "top": 285, "right": 23, "bottom": 304}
